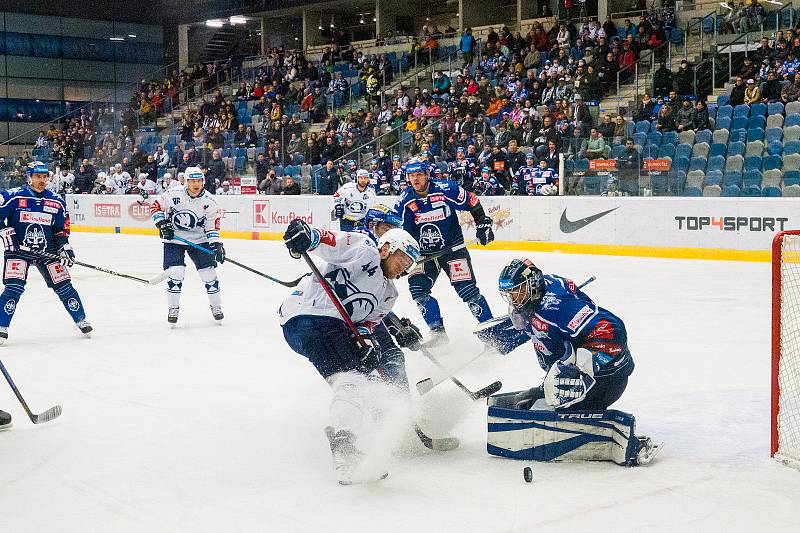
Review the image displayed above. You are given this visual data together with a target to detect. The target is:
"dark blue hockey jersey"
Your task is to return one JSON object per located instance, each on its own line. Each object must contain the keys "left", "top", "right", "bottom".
{"left": 393, "top": 179, "right": 480, "bottom": 254}
{"left": 0, "top": 186, "right": 70, "bottom": 254}
{"left": 482, "top": 275, "right": 634, "bottom": 378}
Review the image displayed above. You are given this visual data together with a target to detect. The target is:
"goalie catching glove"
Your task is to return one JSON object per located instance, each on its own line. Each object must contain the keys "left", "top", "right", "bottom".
{"left": 543, "top": 360, "right": 596, "bottom": 409}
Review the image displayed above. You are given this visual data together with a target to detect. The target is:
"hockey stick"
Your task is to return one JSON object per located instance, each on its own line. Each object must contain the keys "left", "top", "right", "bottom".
{"left": 301, "top": 250, "right": 460, "bottom": 452}
{"left": 414, "top": 346, "right": 495, "bottom": 395}
{"left": 172, "top": 236, "right": 309, "bottom": 287}
{"left": 20, "top": 246, "right": 167, "bottom": 285}
{"left": 418, "top": 239, "right": 478, "bottom": 266}
{"left": 384, "top": 314, "right": 501, "bottom": 400}
{"left": 0, "top": 359, "right": 61, "bottom": 424}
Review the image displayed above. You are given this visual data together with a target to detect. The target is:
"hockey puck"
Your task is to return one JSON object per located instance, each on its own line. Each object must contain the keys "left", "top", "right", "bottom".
{"left": 523, "top": 466, "right": 533, "bottom": 483}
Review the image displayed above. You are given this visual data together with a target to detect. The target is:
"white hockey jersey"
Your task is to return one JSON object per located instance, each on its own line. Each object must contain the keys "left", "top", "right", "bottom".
{"left": 278, "top": 229, "right": 398, "bottom": 329}
{"left": 332, "top": 182, "right": 376, "bottom": 222}
{"left": 134, "top": 178, "right": 159, "bottom": 196}
{"left": 150, "top": 186, "right": 221, "bottom": 244}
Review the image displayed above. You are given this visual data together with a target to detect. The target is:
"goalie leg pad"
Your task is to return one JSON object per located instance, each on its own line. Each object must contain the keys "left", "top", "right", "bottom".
{"left": 486, "top": 394, "right": 641, "bottom": 466}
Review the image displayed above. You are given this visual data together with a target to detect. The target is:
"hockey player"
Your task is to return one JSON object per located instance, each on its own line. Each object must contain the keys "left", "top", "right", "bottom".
{"left": 513, "top": 156, "right": 558, "bottom": 196}
{"left": 367, "top": 159, "right": 390, "bottom": 195}
{"left": 149, "top": 166, "right": 225, "bottom": 324}
{"left": 476, "top": 166, "right": 504, "bottom": 196}
{"left": 480, "top": 258, "right": 634, "bottom": 411}
{"left": 133, "top": 173, "right": 158, "bottom": 198}
{"left": 390, "top": 156, "right": 406, "bottom": 193}
{"left": 279, "top": 218, "right": 421, "bottom": 484}
{"left": 394, "top": 158, "right": 495, "bottom": 346}
{"left": 448, "top": 147, "right": 478, "bottom": 192}
{"left": 332, "top": 169, "right": 376, "bottom": 231}
{"left": 0, "top": 161, "right": 92, "bottom": 343}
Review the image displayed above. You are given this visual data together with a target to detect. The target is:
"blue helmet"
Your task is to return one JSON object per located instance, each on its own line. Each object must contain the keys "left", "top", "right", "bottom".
{"left": 27, "top": 161, "right": 48, "bottom": 176}
{"left": 404, "top": 159, "right": 430, "bottom": 175}
{"left": 364, "top": 203, "right": 402, "bottom": 228}
{"left": 498, "top": 258, "right": 544, "bottom": 314}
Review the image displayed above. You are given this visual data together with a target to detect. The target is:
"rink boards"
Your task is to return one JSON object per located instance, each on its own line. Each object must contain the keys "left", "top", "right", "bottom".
{"left": 65, "top": 194, "right": 800, "bottom": 262}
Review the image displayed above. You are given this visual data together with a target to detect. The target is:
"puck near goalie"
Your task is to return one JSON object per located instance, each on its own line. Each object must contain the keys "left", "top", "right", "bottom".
{"left": 279, "top": 218, "right": 422, "bottom": 485}
{"left": 478, "top": 258, "right": 661, "bottom": 466}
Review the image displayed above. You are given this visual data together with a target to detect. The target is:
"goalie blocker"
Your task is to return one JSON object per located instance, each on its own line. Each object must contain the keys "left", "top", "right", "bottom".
{"left": 486, "top": 391, "right": 660, "bottom": 466}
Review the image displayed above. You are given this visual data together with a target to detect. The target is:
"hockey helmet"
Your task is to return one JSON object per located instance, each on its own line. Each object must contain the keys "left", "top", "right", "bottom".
{"left": 378, "top": 228, "right": 421, "bottom": 274}
{"left": 27, "top": 161, "right": 48, "bottom": 176}
{"left": 404, "top": 159, "right": 430, "bottom": 176}
{"left": 498, "top": 258, "right": 544, "bottom": 314}
{"left": 364, "top": 204, "right": 402, "bottom": 230}
{"left": 185, "top": 166, "right": 204, "bottom": 181}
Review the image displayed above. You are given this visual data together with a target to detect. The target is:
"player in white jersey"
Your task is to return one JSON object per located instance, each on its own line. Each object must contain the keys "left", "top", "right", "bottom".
{"left": 280, "top": 218, "right": 421, "bottom": 484}
{"left": 332, "top": 169, "right": 376, "bottom": 231}
{"left": 133, "top": 173, "right": 158, "bottom": 197}
{"left": 149, "top": 166, "right": 225, "bottom": 324}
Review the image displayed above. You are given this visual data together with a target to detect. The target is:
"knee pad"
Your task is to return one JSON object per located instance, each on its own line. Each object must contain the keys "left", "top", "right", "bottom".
{"left": 167, "top": 265, "right": 186, "bottom": 293}
{"left": 197, "top": 267, "right": 220, "bottom": 294}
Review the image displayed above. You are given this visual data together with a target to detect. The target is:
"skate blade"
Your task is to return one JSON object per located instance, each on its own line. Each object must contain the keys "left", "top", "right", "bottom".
{"left": 339, "top": 472, "right": 389, "bottom": 485}
{"left": 637, "top": 441, "right": 664, "bottom": 466}
{"left": 0, "top": 422, "right": 12, "bottom": 431}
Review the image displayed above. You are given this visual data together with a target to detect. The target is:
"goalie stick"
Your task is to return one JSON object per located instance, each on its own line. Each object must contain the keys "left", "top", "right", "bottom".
{"left": 173, "top": 236, "right": 309, "bottom": 287}
{"left": 384, "top": 314, "right": 502, "bottom": 401}
{"left": 301, "top": 251, "right": 460, "bottom": 452}
{"left": 21, "top": 246, "right": 167, "bottom": 285}
{"left": 0, "top": 359, "right": 61, "bottom": 424}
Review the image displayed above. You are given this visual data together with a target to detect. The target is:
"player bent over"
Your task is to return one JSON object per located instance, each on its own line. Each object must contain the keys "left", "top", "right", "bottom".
{"left": 150, "top": 166, "right": 225, "bottom": 324}
{"left": 0, "top": 161, "right": 92, "bottom": 343}
{"left": 279, "top": 218, "right": 420, "bottom": 484}
{"left": 478, "top": 259, "right": 659, "bottom": 464}
{"left": 333, "top": 169, "right": 376, "bottom": 231}
{"left": 394, "top": 158, "right": 496, "bottom": 347}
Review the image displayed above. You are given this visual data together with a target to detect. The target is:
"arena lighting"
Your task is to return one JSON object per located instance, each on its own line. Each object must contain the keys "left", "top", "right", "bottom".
{"left": 318, "top": 16, "right": 323, "bottom": 30}
{"left": 205, "top": 19, "right": 224, "bottom": 27}
{"left": 373, "top": 16, "right": 377, "bottom": 22}
{"left": 230, "top": 16, "right": 247, "bottom": 24}
{"left": 109, "top": 37, "right": 125, "bottom": 41}
{"left": 127, "top": 34, "right": 136, "bottom": 38}
{"left": 330, "top": 15, "right": 335, "bottom": 28}
{"left": 360, "top": 14, "right": 365, "bottom": 24}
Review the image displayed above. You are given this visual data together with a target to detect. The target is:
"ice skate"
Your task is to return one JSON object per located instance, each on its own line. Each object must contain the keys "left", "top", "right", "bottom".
{"left": 422, "top": 327, "right": 449, "bottom": 349}
{"left": 210, "top": 305, "right": 224, "bottom": 321}
{"left": 325, "top": 426, "right": 388, "bottom": 485}
{"left": 168, "top": 307, "right": 179, "bottom": 324}
{"left": 633, "top": 436, "right": 663, "bottom": 466}
{"left": 76, "top": 319, "right": 93, "bottom": 336}
{"left": 0, "top": 326, "right": 8, "bottom": 346}
{"left": 0, "top": 409, "right": 11, "bottom": 430}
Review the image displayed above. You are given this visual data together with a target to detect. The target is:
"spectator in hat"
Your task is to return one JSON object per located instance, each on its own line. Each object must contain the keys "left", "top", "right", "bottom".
{"left": 744, "top": 78, "right": 761, "bottom": 104}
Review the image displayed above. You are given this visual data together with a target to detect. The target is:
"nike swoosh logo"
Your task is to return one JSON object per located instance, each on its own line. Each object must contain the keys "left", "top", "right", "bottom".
{"left": 559, "top": 207, "right": 619, "bottom": 233}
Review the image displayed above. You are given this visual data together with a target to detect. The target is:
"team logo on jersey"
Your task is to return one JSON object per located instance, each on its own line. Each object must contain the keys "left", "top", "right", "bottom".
{"left": 415, "top": 209, "right": 446, "bottom": 224}
{"left": 349, "top": 200, "right": 366, "bottom": 213}
{"left": 3, "top": 299, "right": 15, "bottom": 315}
{"left": 419, "top": 223, "right": 445, "bottom": 250}
{"left": 586, "top": 320, "right": 614, "bottom": 340}
{"left": 468, "top": 301, "right": 484, "bottom": 318}
{"left": 540, "top": 294, "right": 561, "bottom": 311}
{"left": 324, "top": 267, "right": 377, "bottom": 319}
{"left": 21, "top": 212, "right": 53, "bottom": 225}
{"left": 532, "top": 317, "right": 549, "bottom": 332}
{"left": 23, "top": 225, "right": 46, "bottom": 251}
{"left": 67, "top": 298, "right": 80, "bottom": 312}
{"left": 567, "top": 305, "right": 594, "bottom": 331}
{"left": 171, "top": 210, "right": 200, "bottom": 231}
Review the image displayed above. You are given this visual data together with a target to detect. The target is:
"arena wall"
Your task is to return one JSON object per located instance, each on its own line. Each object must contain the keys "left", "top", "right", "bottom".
{"left": 67, "top": 195, "right": 799, "bottom": 262}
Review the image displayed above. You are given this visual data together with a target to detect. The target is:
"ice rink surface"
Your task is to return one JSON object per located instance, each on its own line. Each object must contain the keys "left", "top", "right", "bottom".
{"left": 1, "top": 233, "right": 798, "bottom": 533}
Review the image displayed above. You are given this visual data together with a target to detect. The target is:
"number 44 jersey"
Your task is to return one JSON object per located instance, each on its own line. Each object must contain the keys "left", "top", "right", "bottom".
{"left": 150, "top": 186, "right": 222, "bottom": 244}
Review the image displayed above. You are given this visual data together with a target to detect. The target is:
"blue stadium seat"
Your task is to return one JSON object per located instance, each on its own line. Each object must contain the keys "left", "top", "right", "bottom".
{"left": 564, "top": 159, "right": 575, "bottom": 173}
{"left": 716, "top": 116, "right": 732, "bottom": 130}
{"left": 709, "top": 143, "right": 727, "bottom": 158}
{"left": 658, "top": 144, "right": 676, "bottom": 158}
{"left": 748, "top": 116, "right": 766, "bottom": 130}
{"left": 612, "top": 145, "right": 626, "bottom": 159}
{"left": 695, "top": 129, "right": 713, "bottom": 145}
{"left": 732, "top": 116, "right": 748, "bottom": 130}
{"left": 647, "top": 131, "right": 662, "bottom": 146}
{"left": 722, "top": 171, "right": 742, "bottom": 187}
{"left": 766, "top": 128, "right": 784, "bottom": 143}
{"left": 744, "top": 155, "right": 762, "bottom": 172}
{"left": 716, "top": 105, "right": 734, "bottom": 118}
{"left": 690, "top": 156, "right": 707, "bottom": 171}
{"left": 762, "top": 185, "right": 782, "bottom": 197}
{"left": 743, "top": 169, "right": 762, "bottom": 188}
{"left": 633, "top": 132, "right": 647, "bottom": 146}
{"left": 663, "top": 131, "right": 679, "bottom": 145}
{"left": 274, "top": 165, "right": 283, "bottom": 177}
{"left": 733, "top": 104, "right": 750, "bottom": 118}
{"left": 235, "top": 157, "right": 247, "bottom": 172}
{"left": 672, "top": 157, "right": 690, "bottom": 173}
{"left": 784, "top": 140, "right": 800, "bottom": 155}
{"left": 705, "top": 169, "right": 723, "bottom": 186}
{"left": 707, "top": 155, "right": 725, "bottom": 173}
{"left": 575, "top": 158, "right": 590, "bottom": 173}
{"left": 784, "top": 170, "right": 800, "bottom": 186}
{"left": 768, "top": 140, "right": 783, "bottom": 156}
{"left": 785, "top": 114, "right": 800, "bottom": 128}
{"left": 729, "top": 129, "right": 747, "bottom": 143}
{"left": 743, "top": 184, "right": 761, "bottom": 197}
{"left": 763, "top": 155, "right": 782, "bottom": 171}
{"left": 716, "top": 95, "right": 730, "bottom": 107}
{"left": 684, "top": 186, "right": 702, "bottom": 196}
{"left": 635, "top": 120, "right": 650, "bottom": 134}
{"left": 746, "top": 128, "right": 764, "bottom": 142}
{"left": 723, "top": 184, "right": 742, "bottom": 197}
{"left": 750, "top": 102, "right": 767, "bottom": 117}
{"left": 727, "top": 141, "right": 745, "bottom": 157}
{"left": 583, "top": 175, "right": 601, "bottom": 194}
{"left": 675, "top": 143, "right": 693, "bottom": 160}
{"left": 669, "top": 171, "right": 687, "bottom": 193}
{"left": 651, "top": 174, "right": 668, "bottom": 194}
{"left": 768, "top": 102, "right": 785, "bottom": 116}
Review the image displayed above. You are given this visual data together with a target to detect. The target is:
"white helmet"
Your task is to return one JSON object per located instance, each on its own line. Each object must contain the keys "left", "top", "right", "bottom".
{"left": 97, "top": 171, "right": 107, "bottom": 180}
{"left": 377, "top": 228, "right": 420, "bottom": 274}
{"left": 162, "top": 172, "right": 172, "bottom": 181}
{"left": 185, "top": 166, "right": 204, "bottom": 181}
{"left": 356, "top": 169, "right": 370, "bottom": 179}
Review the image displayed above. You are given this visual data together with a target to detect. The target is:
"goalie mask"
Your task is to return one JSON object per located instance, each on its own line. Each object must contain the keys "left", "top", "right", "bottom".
{"left": 498, "top": 258, "right": 544, "bottom": 315}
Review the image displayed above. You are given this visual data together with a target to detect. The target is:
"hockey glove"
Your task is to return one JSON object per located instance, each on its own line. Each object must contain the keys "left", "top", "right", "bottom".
{"left": 355, "top": 327, "right": 380, "bottom": 374}
{"left": 393, "top": 317, "right": 422, "bottom": 351}
{"left": 210, "top": 242, "right": 225, "bottom": 264}
{"left": 59, "top": 244, "right": 75, "bottom": 267}
{"left": 543, "top": 361, "right": 596, "bottom": 409}
{"left": 0, "top": 226, "right": 19, "bottom": 252}
{"left": 283, "top": 218, "right": 313, "bottom": 259}
{"left": 334, "top": 203, "right": 345, "bottom": 219}
{"left": 156, "top": 219, "right": 175, "bottom": 240}
{"left": 475, "top": 216, "right": 495, "bottom": 245}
